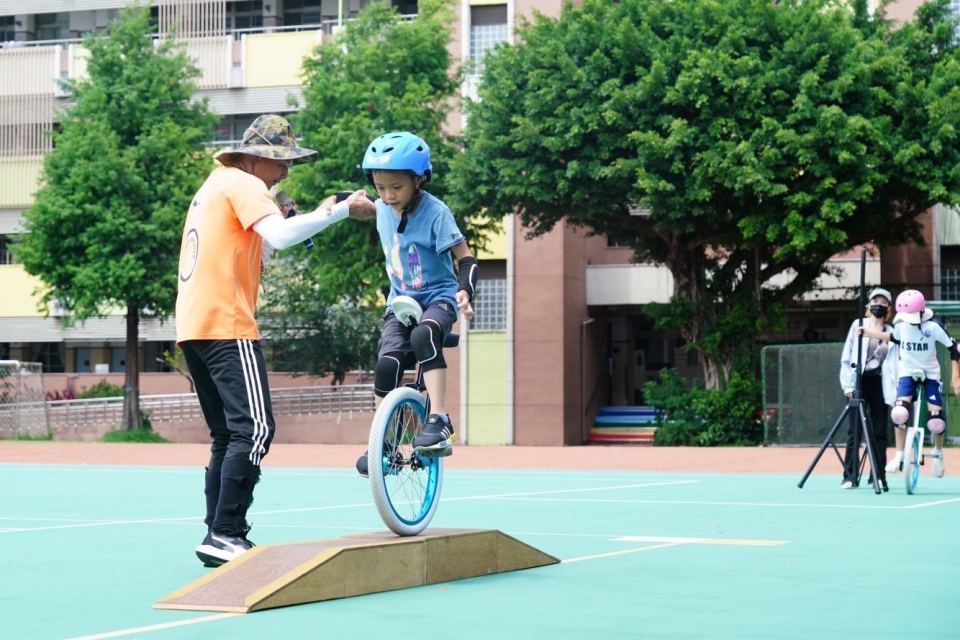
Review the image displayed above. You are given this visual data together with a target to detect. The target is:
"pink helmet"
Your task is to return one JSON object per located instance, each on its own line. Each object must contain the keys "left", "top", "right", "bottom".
{"left": 893, "top": 289, "right": 932, "bottom": 324}
{"left": 896, "top": 290, "right": 925, "bottom": 313}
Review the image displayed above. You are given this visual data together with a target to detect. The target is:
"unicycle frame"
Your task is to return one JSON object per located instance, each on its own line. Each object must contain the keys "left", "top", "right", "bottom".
{"left": 902, "top": 373, "right": 930, "bottom": 495}
{"left": 367, "top": 302, "right": 457, "bottom": 536}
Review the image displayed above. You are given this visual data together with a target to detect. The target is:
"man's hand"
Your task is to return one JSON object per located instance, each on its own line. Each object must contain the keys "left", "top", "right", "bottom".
{"left": 345, "top": 190, "right": 376, "bottom": 220}
{"left": 952, "top": 374, "right": 960, "bottom": 397}
{"left": 456, "top": 289, "right": 475, "bottom": 320}
{"left": 845, "top": 392, "right": 854, "bottom": 400}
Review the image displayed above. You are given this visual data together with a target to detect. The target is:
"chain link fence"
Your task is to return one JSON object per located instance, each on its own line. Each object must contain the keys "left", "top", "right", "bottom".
{"left": 762, "top": 343, "right": 953, "bottom": 446}
{"left": 0, "top": 360, "right": 49, "bottom": 438}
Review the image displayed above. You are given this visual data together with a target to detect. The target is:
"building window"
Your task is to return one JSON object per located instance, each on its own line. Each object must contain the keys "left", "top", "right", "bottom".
{"left": 472, "top": 278, "right": 507, "bottom": 331}
{"left": 952, "top": 0, "right": 960, "bottom": 39}
{"left": 469, "top": 5, "right": 508, "bottom": 76}
{"left": 31, "top": 343, "right": 66, "bottom": 374}
{"left": 227, "top": 1, "right": 264, "bottom": 30}
{"left": 943, "top": 267, "right": 960, "bottom": 301}
{"left": 0, "top": 16, "right": 15, "bottom": 42}
{"left": 36, "top": 12, "right": 70, "bottom": 41}
{"left": 606, "top": 232, "right": 638, "bottom": 248}
{"left": 284, "top": 0, "right": 324, "bottom": 26}
{"left": 0, "top": 235, "right": 19, "bottom": 265}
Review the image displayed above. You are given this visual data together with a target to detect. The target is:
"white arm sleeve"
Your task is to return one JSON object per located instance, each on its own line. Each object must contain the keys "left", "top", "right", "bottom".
{"left": 840, "top": 321, "right": 857, "bottom": 394}
{"left": 253, "top": 202, "right": 349, "bottom": 250}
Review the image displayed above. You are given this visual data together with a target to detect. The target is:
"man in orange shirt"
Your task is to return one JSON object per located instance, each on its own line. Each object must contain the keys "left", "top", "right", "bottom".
{"left": 177, "top": 115, "right": 375, "bottom": 567}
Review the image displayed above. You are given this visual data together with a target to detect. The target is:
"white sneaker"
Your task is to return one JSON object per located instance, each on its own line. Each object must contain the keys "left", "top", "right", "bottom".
{"left": 932, "top": 449, "right": 945, "bottom": 478}
{"left": 841, "top": 480, "right": 854, "bottom": 489}
{"left": 885, "top": 452, "right": 903, "bottom": 474}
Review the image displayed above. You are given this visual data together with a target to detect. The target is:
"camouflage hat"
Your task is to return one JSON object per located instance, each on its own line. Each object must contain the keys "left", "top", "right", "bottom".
{"left": 214, "top": 114, "right": 318, "bottom": 166}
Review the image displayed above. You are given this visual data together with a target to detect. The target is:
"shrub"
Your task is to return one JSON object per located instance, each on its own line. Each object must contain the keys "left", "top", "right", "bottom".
{"left": 78, "top": 380, "right": 125, "bottom": 399}
{"left": 101, "top": 428, "right": 168, "bottom": 443}
{"left": 645, "top": 369, "right": 762, "bottom": 446}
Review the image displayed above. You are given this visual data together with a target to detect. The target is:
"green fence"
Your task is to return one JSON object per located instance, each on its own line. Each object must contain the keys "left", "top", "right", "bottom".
{"left": 761, "top": 342, "right": 953, "bottom": 446}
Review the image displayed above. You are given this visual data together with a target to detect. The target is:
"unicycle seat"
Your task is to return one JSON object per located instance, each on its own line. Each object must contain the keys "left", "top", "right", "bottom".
{"left": 444, "top": 332, "right": 459, "bottom": 348}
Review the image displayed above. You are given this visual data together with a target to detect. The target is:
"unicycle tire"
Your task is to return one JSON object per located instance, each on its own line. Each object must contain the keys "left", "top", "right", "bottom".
{"left": 905, "top": 430, "right": 921, "bottom": 495}
{"left": 368, "top": 387, "right": 443, "bottom": 536}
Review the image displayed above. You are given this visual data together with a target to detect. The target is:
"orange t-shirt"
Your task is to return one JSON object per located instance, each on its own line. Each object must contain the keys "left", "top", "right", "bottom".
{"left": 176, "top": 167, "right": 280, "bottom": 343}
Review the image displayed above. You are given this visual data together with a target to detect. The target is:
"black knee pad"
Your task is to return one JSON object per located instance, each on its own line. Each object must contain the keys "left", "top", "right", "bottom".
{"left": 411, "top": 321, "right": 446, "bottom": 372}
{"left": 375, "top": 353, "right": 406, "bottom": 398}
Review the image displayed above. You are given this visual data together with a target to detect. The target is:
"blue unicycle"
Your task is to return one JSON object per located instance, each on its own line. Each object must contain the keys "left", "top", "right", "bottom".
{"left": 368, "top": 296, "right": 459, "bottom": 536}
{"left": 903, "top": 378, "right": 925, "bottom": 495}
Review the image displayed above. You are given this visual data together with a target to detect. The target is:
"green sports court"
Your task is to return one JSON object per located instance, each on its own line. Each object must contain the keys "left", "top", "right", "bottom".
{"left": 2, "top": 446, "right": 958, "bottom": 639}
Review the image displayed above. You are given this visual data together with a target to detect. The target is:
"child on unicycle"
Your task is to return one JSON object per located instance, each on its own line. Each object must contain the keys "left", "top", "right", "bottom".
{"left": 354, "top": 132, "right": 478, "bottom": 476}
{"left": 859, "top": 290, "right": 959, "bottom": 477}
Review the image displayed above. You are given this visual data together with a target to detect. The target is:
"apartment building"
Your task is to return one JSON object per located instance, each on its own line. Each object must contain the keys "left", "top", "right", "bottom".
{"left": 0, "top": 0, "right": 957, "bottom": 446}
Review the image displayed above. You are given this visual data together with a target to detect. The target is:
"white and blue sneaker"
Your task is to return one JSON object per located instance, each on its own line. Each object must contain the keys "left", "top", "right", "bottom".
{"left": 195, "top": 530, "right": 255, "bottom": 567}
{"left": 413, "top": 414, "right": 459, "bottom": 456}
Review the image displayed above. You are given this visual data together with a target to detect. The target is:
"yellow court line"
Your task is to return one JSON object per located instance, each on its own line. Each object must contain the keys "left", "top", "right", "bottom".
{"left": 697, "top": 539, "right": 788, "bottom": 546}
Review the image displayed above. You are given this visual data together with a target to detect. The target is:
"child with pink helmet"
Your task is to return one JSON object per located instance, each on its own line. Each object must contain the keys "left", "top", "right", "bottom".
{"left": 859, "top": 289, "right": 960, "bottom": 478}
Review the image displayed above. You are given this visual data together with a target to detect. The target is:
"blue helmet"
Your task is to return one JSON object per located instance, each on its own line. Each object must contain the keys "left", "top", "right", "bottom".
{"left": 361, "top": 132, "right": 432, "bottom": 183}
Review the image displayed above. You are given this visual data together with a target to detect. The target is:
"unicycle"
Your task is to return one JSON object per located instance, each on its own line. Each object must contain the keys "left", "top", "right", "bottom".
{"left": 368, "top": 296, "right": 460, "bottom": 536}
{"left": 903, "top": 400, "right": 924, "bottom": 495}
{"left": 901, "top": 371, "right": 929, "bottom": 495}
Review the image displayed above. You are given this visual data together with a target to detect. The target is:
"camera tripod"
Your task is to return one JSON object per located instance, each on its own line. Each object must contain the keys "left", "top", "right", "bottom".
{"left": 797, "top": 250, "right": 882, "bottom": 495}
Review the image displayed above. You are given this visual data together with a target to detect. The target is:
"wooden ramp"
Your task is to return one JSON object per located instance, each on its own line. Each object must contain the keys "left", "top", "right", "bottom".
{"left": 155, "top": 529, "right": 559, "bottom": 613}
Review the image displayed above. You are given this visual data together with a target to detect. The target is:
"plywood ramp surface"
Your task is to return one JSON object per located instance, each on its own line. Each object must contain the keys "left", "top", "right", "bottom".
{"left": 155, "top": 529, "right": 559, "bottom": 613}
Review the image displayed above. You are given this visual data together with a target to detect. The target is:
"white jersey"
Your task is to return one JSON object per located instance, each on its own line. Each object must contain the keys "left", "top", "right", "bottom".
{"left": 892, "top": 320, "right": 952, "bottom": 380}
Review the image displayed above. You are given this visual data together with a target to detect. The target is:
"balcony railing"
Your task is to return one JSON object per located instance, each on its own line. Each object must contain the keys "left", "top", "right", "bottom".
{"left": 0, "top": 13, "right": 417, "bottom": 49}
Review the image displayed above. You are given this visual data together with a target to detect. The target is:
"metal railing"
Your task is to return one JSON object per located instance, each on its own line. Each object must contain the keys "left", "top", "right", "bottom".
{"left": 0, "top": 13, "right": 419, "bottom": 49}
{"left": 42, "top": 384, "right": 376, "bottom": 430}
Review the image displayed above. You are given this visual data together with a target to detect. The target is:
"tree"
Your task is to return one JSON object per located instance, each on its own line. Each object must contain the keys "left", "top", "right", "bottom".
{"left": 285, "top": 0, "right": 497, "bottom": 303}
{"left": 450, "top": 0, "right": 960, "bottom": 389}
{"left": 259, "top": 255, "right": 381, "bottom": 382}
{"left": 16, "top": 5, "right": 217, "bottom": 428}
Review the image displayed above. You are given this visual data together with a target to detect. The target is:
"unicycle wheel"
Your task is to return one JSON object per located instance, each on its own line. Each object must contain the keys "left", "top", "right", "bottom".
{"left": 905, "top": 430, "right": 921, "bottom": 495}
{"left": 368, "top": 387, "right": 443, "bottom": 536}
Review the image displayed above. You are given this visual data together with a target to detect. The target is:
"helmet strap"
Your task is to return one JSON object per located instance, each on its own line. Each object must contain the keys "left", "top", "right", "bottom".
{"left": 397, "top": 189, "right": 424, "bottom": 234}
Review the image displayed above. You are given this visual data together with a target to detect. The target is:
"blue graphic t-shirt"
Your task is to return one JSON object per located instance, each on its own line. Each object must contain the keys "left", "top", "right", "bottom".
{"left": 893, "top": 320, "right": 953, "bottom": 380}
{"left": 376, "top": 192, "right": 465, "bottom": 311}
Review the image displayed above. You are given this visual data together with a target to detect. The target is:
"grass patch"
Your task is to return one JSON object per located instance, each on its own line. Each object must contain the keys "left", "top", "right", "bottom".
{"left": 12, "top": 431, "right": 54, "bottom": 441}
{"left": 101, "top": 429, "right": 169, "bottom": 443}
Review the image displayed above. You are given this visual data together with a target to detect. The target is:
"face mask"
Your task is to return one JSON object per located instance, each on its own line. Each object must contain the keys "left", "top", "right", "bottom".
{"left": 869, "top": 305, "right": 888, "bottom": 318}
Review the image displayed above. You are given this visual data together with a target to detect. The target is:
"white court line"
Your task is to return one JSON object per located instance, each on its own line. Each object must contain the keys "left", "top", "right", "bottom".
{"left": 903, "top": 498, "right": 960, "bottom": 509}
{"left": 0, "top": 481, "right": 692, "bottom": 535}
{"left": 562, "top": 541, "right": 689, "bottom": 563}
{"left": 0, "top": 517, "right": 118, "bottom": 523}
{"left": 490, "top": 497, "right": 914, "bottom": 510}
{"left": 445, "top": 480, "right": 698, "bottom": 501}
{"left": 66, "top": 613, "right": 238, "bottom": 640}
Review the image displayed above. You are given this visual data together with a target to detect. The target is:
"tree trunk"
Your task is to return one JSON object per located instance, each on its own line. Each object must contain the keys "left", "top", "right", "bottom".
{"left": 121, "top": 302, "right": 141, "bottom": 431}
{"left": 664, "top": 242, "right": 733, "bottom": 391}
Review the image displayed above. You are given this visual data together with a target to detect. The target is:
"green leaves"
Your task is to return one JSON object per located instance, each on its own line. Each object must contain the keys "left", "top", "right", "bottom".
{"left": 285, "top": 0, "right": 477, "bottom": 305}
{"left": 259, "top": 256, "right": 381, "bottom": 378}
{"left": 18, "top": 4, "right": 216, "bottom": 321}
{"left": 452, "top": 0, "right": 960, "bottom": 387}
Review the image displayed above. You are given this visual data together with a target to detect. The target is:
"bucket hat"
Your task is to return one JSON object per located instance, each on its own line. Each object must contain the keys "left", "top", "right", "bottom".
{"left": 215, "top": 115, "right": 317, "bottom": 166}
